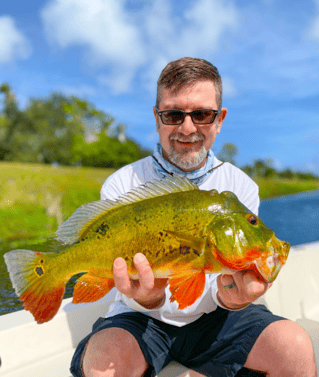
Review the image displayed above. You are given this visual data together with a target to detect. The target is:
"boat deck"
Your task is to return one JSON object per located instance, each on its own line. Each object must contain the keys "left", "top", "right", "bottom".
{"left": 1, "top": 242, "right": 318, "bottom": 377}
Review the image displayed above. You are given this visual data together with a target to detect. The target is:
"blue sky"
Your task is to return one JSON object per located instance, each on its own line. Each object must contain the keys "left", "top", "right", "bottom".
{"left": 1, "top": 0, "right": 319, "bottom": 173}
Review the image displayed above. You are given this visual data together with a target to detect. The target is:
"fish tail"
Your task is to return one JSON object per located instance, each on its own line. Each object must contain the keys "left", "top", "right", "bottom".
{"left": 4, "top": 249, "right": 66, "bottom": 324}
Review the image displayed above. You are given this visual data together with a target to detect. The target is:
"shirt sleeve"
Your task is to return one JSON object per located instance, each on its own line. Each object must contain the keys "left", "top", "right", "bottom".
{"left": 100, "top": 171, "right": 128, "bottom": 200}
{"left": 239, "top": 178, "right": 260, "bottom": 216}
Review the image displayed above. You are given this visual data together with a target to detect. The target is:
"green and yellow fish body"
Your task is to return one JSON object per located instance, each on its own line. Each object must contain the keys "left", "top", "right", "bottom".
{"left": 4, "top": 176, "right": 290, "bottom": 323}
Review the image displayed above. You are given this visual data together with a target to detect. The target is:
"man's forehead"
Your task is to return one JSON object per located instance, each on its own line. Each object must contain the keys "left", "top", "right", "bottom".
{"left": 159, "top": 80, "right": 218, "bottom": 108}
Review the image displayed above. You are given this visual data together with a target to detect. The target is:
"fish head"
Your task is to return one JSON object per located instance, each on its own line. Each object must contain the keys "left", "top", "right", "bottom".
{"left": 207, "top": 191, "right": 290, "bottom": 282}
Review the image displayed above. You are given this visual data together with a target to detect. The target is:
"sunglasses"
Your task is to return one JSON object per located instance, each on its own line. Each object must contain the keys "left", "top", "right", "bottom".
{"left": 155, "top": 108, "right": 220, "bottom": 125}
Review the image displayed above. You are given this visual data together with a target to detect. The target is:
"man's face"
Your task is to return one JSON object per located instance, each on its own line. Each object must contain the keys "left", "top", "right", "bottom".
{"left": 154, "top": 80, "right": 227, "bottom": 172}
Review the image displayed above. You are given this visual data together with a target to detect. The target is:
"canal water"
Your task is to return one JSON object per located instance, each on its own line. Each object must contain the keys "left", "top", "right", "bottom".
{"left": 259, "top": 189, "right": 319, "bottom": 246}
{"left": 1, "top": 189, "right": 319, "bottom": 315}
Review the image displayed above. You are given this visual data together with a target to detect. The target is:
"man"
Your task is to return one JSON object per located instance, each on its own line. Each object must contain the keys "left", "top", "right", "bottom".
{"left": 71, "top": 57, "right": 316, "bottom": 377}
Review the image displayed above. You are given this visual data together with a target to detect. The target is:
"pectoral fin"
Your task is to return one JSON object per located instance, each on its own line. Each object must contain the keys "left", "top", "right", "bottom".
{"left": 164, "top": 230, "right": 205, "bottom": 254}
{"left": 169, "top": 269, "right": 206, "bottom": 310}
{"left": 73, "top": 273, "right": 115, "bottom": 303}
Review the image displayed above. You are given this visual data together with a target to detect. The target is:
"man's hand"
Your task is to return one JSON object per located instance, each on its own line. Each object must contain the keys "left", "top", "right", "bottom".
{"left": 113, "top": 253, "right": 168, "bottom": 309}
{"left": 217, "top": 271, "right": 272, "bottom": 310}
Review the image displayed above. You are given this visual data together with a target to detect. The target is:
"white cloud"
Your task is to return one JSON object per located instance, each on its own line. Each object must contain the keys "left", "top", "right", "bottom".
{"left": 41, "top": 0, "right": 147, "bottom": 93}
{"left": 41, "top": 0, "right": 239, "bottom": 94}
{"left": 142, "top": 0, "right": 238, "bottom": 74}
{"left": 141, "top": 0, "right": 239, "bottom": 95}
{"left": 0, "top": 16, "right": 32, "bottom": 64}
{"left": 177, "top": 0, "right": 238, "bottom": 55}
{"left": 307, "top": 0, "right": 319, "bottom": 41}
{"left": 222, "top": 76, "right": 237, "bottom": 98}
{"left": 56, "top": 84, "right": 97, "bottom": 98}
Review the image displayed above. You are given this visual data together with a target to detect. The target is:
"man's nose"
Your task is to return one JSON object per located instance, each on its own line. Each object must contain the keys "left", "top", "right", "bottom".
{"left": 177, "top": 114, "right": 198, "bottom": 135}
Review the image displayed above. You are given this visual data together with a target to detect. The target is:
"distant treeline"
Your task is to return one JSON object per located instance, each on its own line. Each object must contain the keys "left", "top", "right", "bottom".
{"left": 217, "top": 143, "right": 318, "bottom": 180}
{"left": 1, "top": 84, "right": 318, "bottom": 179}
{"left": 0, "top": 84, "right": 151, "bottom": 168}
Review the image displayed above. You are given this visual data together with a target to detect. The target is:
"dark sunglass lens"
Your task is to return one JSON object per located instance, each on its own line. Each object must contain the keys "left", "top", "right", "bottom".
{"left": 163, "top": 110, "right": 184, "bottom": 124}
{"left": 192, "top": 110, "right": 215, "bottom": 124}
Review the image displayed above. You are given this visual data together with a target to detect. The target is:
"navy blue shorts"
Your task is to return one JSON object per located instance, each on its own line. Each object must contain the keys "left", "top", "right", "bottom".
{"left": 70, "top": 304, "right": 285, "bottom": 377}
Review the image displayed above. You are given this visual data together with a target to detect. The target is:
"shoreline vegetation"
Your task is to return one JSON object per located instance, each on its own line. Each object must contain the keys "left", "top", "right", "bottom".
{"left": 1, "top": 161, "right": 318, "bottom": 255}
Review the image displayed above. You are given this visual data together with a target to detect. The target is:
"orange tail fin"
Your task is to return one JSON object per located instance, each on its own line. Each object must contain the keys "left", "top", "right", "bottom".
{"left": 4, "top": 249, "right": 66, "bottom": 324}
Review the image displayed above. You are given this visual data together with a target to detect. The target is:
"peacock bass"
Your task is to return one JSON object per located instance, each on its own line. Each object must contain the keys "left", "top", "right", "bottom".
{"left": 4, "top": 176, "right": 290, "bottom": 324}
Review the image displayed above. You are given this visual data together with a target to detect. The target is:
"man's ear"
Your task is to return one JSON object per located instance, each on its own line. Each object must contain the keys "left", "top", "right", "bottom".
{"left": 216, "top": 107, "right": 227, "bottom": 134}
{"left": 153, "top": 107, "right": 160, "bottom": 132}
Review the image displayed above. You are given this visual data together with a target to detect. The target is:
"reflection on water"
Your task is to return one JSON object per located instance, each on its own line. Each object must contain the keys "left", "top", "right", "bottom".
{"left": 259, "top": 190, "right": 319, "bottom": 246}
{"left": 1, "top": 190, "right": 319, "bottom": 316}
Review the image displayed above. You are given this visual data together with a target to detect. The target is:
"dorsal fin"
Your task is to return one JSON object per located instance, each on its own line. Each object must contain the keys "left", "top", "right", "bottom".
{"left": 56, "top": 200, "right": 119, "bottom": 244}
{"left": 56, "top": 175, "right": 198, "bottom": 244}
{"left": 117, "top": 175, "right": 197, "bottom": 204}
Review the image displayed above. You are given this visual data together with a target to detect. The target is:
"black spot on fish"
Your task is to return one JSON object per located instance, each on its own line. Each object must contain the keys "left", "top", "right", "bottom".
{"left": 40, "top": 260, "right": 44, "bottom": 264}
{"left": 193, "top": 249, "right": 200, "bottom": 256}
{"left": 159, "top": 232, "right": 163, "bottom": 237}
{"left": 96, "top": 222, "right": 110, "bottom": 236}
{"left": 35, "top": 267, "right": 44, "bottom": 277}
{"left": 179, "top": 245, "right": 191, "bottom": 255}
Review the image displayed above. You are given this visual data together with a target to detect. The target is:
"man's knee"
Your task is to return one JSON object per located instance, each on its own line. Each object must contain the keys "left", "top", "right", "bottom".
{"left": 246, "top": 320, "right": 316, "bottom": 376}
{"left": 82, "top": 327, "right": 148, "bottom": 377}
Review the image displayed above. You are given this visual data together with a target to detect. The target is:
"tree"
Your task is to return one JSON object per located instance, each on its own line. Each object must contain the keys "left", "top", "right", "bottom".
{"left": 0, "top": 85, "right": 151, "bottom": 167}
{"left": 278, "top": 168, "right": 294, "bottom": 179}
{"left": 251, "top": 159, "right": 277, "bottom": 178}
{"left": 0, "top": 84, "right": 33, "bottom": 161}
{"left": 71, "top": 132, "right": 150, "bottom": 168}
{"left": 24, "top": 94, "right": 116, "bottom": 165}
{"left": 217, "top": 143, "right": 238, "bottom": 165}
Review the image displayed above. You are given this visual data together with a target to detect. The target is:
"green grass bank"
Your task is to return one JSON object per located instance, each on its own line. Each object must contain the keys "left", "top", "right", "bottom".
{"left": 0, "top": 162, "right": 114, "bottom": 254}
{"left": 0, "top": 161, "right": 318, "bottom": 255}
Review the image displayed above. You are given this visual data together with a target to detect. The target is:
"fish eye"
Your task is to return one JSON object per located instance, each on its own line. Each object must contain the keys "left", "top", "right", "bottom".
{"left": 247, "top": 215, "right": 258, "bottom": 225}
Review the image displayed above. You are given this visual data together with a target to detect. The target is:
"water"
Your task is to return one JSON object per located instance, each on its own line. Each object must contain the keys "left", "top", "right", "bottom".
{"left": 1, "top": 190, "right": 319, "bottom": 316}
{"left": 259, "top": 190, "right": 319, "bottom": 246}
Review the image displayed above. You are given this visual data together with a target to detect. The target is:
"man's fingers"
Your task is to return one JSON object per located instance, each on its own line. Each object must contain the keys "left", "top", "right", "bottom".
{"left": 220, "top": 274, "right": 236, "bottom": 289}
{"left": 113, "top": 257, "right": 131, "bottom": 294}
{"left": 133, "top": 253, "right": 155, "bottom": 290}
{"left": 242, "top": 272, "right": 268, "bottom": 297}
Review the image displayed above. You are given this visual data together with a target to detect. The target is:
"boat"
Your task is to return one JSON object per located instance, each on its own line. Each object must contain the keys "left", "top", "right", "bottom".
{"left": 1, "top": 241, "right": 318, "bottom": 377}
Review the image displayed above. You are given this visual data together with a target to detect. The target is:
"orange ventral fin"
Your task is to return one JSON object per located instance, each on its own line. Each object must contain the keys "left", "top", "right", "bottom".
{"left": 169, "top": 270, "right": 205, "bottom": 310}
{"left": 73, "top": 273, "right": 115, "bottom": 303}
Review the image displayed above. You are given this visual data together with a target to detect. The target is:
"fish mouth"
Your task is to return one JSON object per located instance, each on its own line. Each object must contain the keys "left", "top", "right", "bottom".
{"left": 254, "top": 237, "right": 290, "bottom": 282}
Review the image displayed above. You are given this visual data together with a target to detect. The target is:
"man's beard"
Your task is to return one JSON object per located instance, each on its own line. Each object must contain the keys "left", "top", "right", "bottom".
{"left": 168, "top": 134, "right": 207, "bottom": 170}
